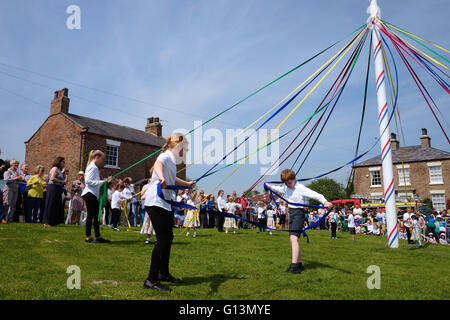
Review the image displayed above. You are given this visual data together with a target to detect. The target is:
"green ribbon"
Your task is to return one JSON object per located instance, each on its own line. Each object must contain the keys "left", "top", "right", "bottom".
{"left": 96, "top": 23, "right": 366, "bottom": 219}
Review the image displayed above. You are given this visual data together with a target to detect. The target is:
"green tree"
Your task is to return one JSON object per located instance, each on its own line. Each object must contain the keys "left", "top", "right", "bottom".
{"left": 306, "top": 178, "right": 346, "bottom": 205}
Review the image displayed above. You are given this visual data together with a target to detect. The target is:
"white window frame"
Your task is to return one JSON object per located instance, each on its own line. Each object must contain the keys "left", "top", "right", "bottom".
{"left": 430, "top": 191, "right": 446, "bottom": 212}
{"left": 105, "top": 139, "right": 121, "bottom": 169}
{"left": 369, "top": 167, "right": 382, "bottom": 188}
{"left": 427, "top": 162, "right": 443, "bottom": 185}
{"left": 396, "top": 164, "right": 411, "bottom": 186}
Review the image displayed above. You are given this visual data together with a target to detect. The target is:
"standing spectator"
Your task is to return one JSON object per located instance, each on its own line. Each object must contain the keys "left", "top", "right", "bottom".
{"left": 70, "top": 171, "right": 85, "bottom": 225}
{"left": 15, "top": 164, "right": 32, "bottom": 222}
{"left": 197, "top": 190, "right": 207, "bottom": 228}
{"left": 3, "top": 159, "right": 26, "bottom": 222}
{"left": 0, "top": 159, "right": 7, "bottom": 178}
{"left": 43, "top": 157, "right": 67, "bottom": 226}
{"left": 330, "top": 207, "right": 338, "bottom": 239}
{"left": 266, "top": 204, "right": 276, "bottom": 235}
{"left": 82, "top": 150, "right": 111, "bottom": 243}
{"left": 216, "top": 190, "right": 226, "bottom": 232}
{"left": 111, "top": 182, "right": 126, "bottom": 232}
{"left": 278, "top": 200, "right": 287, "bottom": 229}
{"left": 105, "top": 179, "right": 115, "bottom": 226}
{"left": 403, "top": 211, "right": 414, "bottom": 244}
{"left": 411, "top": 214, "right": 423, "bottom": 247}
{"left": 121, "top": 178, "right": 135, "bottom": 227}
{"left": 39, "top": 175, "right": 48, "bottom": 223}
{"left": 239, "top": 195, "right": 247, "bottom": 229}
{"left": 346, "top": 210, "right": 356, "bottom": 241}
{"left": 256, "top": 200, "right": 267, "bottom": 233}
{"left": 207, "top": 195, "right": 216, "bottom": 228}
{"left": 25, "top": 165, "right": 45, "bottom": 223}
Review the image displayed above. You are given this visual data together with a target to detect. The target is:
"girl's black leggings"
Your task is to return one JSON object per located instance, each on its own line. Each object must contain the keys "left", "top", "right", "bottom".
{"left": 145, "top": 206, "right": 174, "bottom": 282}
{"left": 82, "top": 192, "right": 101, "bottom": 238}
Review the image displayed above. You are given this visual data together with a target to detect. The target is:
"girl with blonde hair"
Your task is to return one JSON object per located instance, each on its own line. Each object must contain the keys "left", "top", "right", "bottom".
{"left": 81, "top": 150, "right": 111, "bottom": 243}
{"left": 143, "top": 133, "right": 195, "bottom": 291}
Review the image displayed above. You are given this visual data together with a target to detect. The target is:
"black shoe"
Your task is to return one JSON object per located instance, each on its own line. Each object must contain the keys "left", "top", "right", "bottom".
{"left": 285, "top": 263, "right": 303, "bottom": 274}
{"left": 158, "top": 273, "right": 183, "bottom": 284}
{"left": 95, "top": 237, "right": 111, "bottom": 243}
{"left": 85, "top": 238, "right": 95, "bottom": 243}
{"left": 143, "top": 280, "right": 171, "bottom": 291}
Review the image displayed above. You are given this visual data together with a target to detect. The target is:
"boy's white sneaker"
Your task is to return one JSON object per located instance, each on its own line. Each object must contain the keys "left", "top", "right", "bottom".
{"left": 186, "top": 232, "right": 189, "bottom": 237}
{"left": 193, "top": 232, "right": 197, "bottom": 237}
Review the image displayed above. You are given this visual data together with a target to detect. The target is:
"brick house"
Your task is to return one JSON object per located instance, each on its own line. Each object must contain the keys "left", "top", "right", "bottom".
{"left": 352, "top": 128, "right": 450, "bottom": 211}
{"left": 25, "top": 88, "right": 186, "bottom": 186}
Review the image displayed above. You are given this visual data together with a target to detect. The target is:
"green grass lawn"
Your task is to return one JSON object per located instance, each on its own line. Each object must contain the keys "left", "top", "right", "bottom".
{"left": 0, "top": 223, "right": 448, "bottom": 300}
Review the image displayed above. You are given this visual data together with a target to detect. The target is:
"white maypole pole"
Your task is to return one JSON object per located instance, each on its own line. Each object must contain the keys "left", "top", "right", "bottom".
{"left": 367, "top": 0, "right": 399, "bottom": 248}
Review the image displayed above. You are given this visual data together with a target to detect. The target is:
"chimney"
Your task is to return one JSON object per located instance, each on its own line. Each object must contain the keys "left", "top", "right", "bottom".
{"left": 145, "top": 117, "right": 162, "bottom": 137}
{"left": 420, "top": 128, "right": 431, "bottom": 148}
{"left": 390, "top": 132, "right": 399, "bottom": 151}
{"left": 50, "top": 88, "right": 70, "bottom": 115}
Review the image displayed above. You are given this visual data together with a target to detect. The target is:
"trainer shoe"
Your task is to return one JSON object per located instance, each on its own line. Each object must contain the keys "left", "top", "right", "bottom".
{"left": 143, "top": 279, "right": 171, "bottom": 291}
{"left": 144, "top": 239, "right": 151, "bottom": 245}
{"left": 193, "top": 232, "right": 197, "bottom": 237}
{"left": 112, "top": 227, "right": 120, "bottom": 231}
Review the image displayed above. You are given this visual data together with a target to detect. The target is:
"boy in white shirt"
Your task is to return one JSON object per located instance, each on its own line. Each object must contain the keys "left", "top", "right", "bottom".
{"left": 265, "top": 169, "right": 332, "bottom": 274}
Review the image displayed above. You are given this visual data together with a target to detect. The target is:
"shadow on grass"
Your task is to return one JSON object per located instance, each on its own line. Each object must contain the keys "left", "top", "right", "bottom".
{"left": 305, "top": 260, "right": 351, "bottom": 274}
{"left": 180, "top": 273, "right": 244, "bottom": 295}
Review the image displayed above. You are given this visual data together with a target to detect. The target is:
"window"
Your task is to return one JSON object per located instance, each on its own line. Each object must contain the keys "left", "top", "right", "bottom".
{"left": 431, "top": 193, "right": 446, "bottom": 212}
{"left": 370, "top": 170, "right": 381, "bottom": 187}
{"left": 397, "top": 167, "right": 410, "bottom": 186}
{"left": 106, "top": 145, "right": 119, "bottom": 167}
{"left": 429, "top": 165, "right": 443, "bottom": 184}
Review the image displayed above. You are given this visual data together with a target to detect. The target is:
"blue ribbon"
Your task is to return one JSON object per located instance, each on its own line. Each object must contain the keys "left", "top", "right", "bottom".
{"left": 156, "top": 182, "right": 330, "bottom": 240}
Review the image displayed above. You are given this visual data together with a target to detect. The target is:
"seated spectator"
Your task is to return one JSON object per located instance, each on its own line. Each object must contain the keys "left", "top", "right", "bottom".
{"left": 373, "top": 222, "right": 381, "bottom": 236}
{"left": 427, "top": 233, "right": 437, "bottom": 244}
{"left": 439, "top": 233, "right": 448, "bottom": 245}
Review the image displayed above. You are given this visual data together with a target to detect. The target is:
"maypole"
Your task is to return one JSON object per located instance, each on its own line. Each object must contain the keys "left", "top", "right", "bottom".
{"left": 368, "top": 0, "right": 399, "bottom": 248}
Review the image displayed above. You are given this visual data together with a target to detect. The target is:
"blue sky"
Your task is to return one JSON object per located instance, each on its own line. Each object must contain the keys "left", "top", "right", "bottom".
{"left": 0, "top": 0, "right": 448, "bottom": 194}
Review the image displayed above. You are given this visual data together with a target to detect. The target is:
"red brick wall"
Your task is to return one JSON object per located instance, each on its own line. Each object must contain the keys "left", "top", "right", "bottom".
{"left": 82, "top": 133, "right": 186, "bottom": 183}
{"left": 25, "top": 114, "right": 187, "bottom": 189}
{"left": 25, "top": 114, "right": 82, "bottom": 183}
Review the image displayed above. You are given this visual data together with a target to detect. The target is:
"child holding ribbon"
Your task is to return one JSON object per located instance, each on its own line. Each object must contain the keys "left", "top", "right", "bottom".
{"left": 265, "top": 169, "right": 332, "bottom": 274}
{"left": 143, "top": 132, "right": 195, "bottom": 291}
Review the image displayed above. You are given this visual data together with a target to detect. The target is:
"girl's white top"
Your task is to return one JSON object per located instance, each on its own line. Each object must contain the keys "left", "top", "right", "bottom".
{"left": 267, "top": 182, "right": 327, "bottom": 209}
{"left": 257, "top": 207, "right": 266, "bottom": 219}
{"left": 144, "top": 150, "right": 177, "bottom": 211}
{"left": 112, "top": 190, "right": 125, "bottom": 209}
{"left": 121, "top": 186, "right": 133, "bottom": 200}
{"left": 225, "top": 202, "right": 240, "bottom": 214}
{"left": 81, "top": 161, "right": 104, "bottom": 199}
